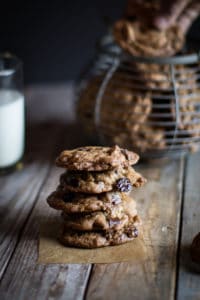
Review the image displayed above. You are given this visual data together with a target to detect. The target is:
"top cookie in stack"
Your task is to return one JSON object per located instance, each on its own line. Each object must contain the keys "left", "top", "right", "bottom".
{"left": 47, "top": 145, "right": 146, "bottom": 248}
{"left": 56, "top": 145, "right": 139, "bottom": 171}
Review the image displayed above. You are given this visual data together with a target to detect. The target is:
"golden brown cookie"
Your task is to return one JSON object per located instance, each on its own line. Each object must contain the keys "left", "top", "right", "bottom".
{"left": 47, "top": 190, "right": 137, "bottom": 214}
{"left": 61, "top": 195, "right": 138, "bottom": 232}
{"left": 59, "top": 220, "right": 139, "bottom": 248}
{"left": 47, "top": 191, "right": 122, "bottom": 214}
{"left": 109, "top": 124, "right": 166, "bottom": 153}
{"left": 113, "top": 20, "right": 184, "bottom": 57}
{"left": 172, "top": 66, "right": 200, "bottom": 132}
{"left": 59, "top": 166, "right": 146, "bottom": 194}
{"left": 77, "top": 74, "right": 153, "bottom": 141}
{"left": 56, "top": 145, "right": 139, "bottom": 171}
{"left": 62, "top": 211, "right": 138, "bottom": 232}
{"left": 100, "top": 85, "right": 152, "bottom": 133}
{"left": 131, "top": 63, "right": 172, "bottom": 90}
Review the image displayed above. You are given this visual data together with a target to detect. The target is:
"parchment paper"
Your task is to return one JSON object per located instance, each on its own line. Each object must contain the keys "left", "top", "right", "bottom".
{"left": 38, "top": 216, "right": 147, "bottom": 264}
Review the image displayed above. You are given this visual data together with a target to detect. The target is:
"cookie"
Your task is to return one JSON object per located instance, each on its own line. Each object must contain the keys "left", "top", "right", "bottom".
{"left": 61, "top": 195, "right": 138, "bottom": 232}
{"left": 113, "top": 19, "right": 184, "bottom": 57}
{"left": 59, "top": 166, "right": 146, "bottom": 194}
{"left": 108, "top": 124, "right": 166, "bottom": 153}
{"left": 56, "top": 145, "right": 139, "bottom": 171}
{"left": 77, "top": 74, "right": 152, "bottom": 138}
{"left": 132, "top": 63, "right": 172, "bottom": 90}
{"left": 47, "top": 190, "right": 137, "bottom": 214}
{"left": 59, "top": 221, "right": 139, "bottom": 248}
{"left": 172, "top": 67, "right": 200, "bottom": 132}
{"left": 62, "top": 211, "right": 139, "bottom": 231}
{"left": 100, "top": 85, "right": 152, "bottom": 133}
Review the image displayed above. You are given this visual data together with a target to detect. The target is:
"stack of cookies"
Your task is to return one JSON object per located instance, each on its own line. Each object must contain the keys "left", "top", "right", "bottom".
{"left": 47, "top": 145, "right": 146, "bottom": 248}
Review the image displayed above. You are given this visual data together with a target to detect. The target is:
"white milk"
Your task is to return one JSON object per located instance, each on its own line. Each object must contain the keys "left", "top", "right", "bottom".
{"left": 0, "top": 90, "right": 24, "bottom": 168}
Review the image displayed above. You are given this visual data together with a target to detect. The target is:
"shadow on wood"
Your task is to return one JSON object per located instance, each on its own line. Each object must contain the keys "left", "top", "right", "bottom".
{"left": 25, "top": 120, "right": 91, "bottom": 163}
{"left": 179, "top": 244, "right": 200, "bottom": 274}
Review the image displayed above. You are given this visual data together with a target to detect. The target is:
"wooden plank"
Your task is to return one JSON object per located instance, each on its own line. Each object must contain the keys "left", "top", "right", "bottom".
{"left": 0, "top": 85, "right": 62, "bottom": 277}
{"left": 177, "top": 152, "right": 200, "bottom": 300}
{"left": 0, "top": 84, "right": 92, "bottom": 299}
{"left": 0, "top": 154, "right": 50, "bottom": 279}
{"left": 85, "top": 158, "right": 185, "bottom": 300}
{"left": 0, "top": 166, "right": 91, "bottom": 300}
{"left": 0, "top": 84, "right": 69, "bottom": 279}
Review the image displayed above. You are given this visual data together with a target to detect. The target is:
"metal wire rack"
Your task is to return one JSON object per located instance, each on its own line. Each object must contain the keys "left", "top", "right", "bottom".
{"left": 77, "top": 34, "right": 200, "bottom": 158}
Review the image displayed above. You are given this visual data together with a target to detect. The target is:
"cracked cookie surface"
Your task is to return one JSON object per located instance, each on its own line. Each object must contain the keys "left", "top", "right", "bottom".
{"left": 62, "top": 212, "right": 139, "bottom": 231}
{"left": 113, "top": 20, "right": 184, "bottom": 57}
{"left": 56, "top": 145, "right": 139, "bottom": 171}
{"left": 59, "top": 221, "right": 139, "bottom": 248}
{"left": 59, "top": 166, "right": 146, "bottom": 193}
{"left": 47, "top": 190, "right": 136, "bottom": 214}
{"left": 60, "top": 196, "right": 138, "bottom": 232}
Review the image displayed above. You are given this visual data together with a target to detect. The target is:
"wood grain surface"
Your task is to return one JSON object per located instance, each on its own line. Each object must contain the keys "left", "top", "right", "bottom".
{"left": 0, "top": 84, "right": 200, "bottom": 300}
{"left": 0, "top": 166, "right": 92, "bottom": 300}
{"left": 177, "top": 152, "right": 200, "bottom": 300}
{"left": 86, "top": 159, "right": 185, "bottom": 300}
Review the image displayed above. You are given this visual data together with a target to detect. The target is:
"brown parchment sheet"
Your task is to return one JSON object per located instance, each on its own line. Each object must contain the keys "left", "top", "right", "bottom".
{"left": 38, "top": 215, "right": 147, "bottom": 264}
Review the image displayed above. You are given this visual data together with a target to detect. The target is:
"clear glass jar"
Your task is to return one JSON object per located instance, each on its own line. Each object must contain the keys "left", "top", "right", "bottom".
{"left": 0, "top": 53, "right": 25, "bottom": 173}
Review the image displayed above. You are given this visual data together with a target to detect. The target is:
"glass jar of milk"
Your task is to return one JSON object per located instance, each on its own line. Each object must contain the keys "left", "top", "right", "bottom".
{"left": 0, "top": 53, "right": 25, "bottom": 172}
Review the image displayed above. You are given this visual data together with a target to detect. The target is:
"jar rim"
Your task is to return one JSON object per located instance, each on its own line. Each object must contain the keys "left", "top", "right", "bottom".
{"left": 0, "top": 52, "right": 22, "bottom": 74}
{"left": 97, "top": 34, "right": 200, "bottom": 65}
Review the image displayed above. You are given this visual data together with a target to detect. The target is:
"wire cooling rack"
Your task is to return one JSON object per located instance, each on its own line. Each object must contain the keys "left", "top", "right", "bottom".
{"left": 77, "top": 35, "right": 200, "bottom": 158}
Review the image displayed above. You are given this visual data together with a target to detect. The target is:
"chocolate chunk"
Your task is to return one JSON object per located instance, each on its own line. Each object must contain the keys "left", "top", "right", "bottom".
{"left": 111, "top": 194, "right": 122, "bottom": 205}
{"left": 116, "top": 178, "right": 132, "bottom": 192}
{"left": 80, "top": 172, "right": 89, "bottom": 181}
{"left": 126, "top": 226, "right": 138, "bottom": 238}
{"left": 66, "top": 176, "right": 79, "bottom": 187}
{"left": 63, "top": 193, "right": 75, "bottom": 202}
{"left": 133, "top": 227, "right": 138, "bottom": 237}
{"left": 109, "top": 218, "right": 121, "bottom": 227}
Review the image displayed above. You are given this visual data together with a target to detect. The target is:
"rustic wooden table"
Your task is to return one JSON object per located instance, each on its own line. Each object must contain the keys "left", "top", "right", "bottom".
{"left": 0, "top": 84, "right": 200, "bottom": 300}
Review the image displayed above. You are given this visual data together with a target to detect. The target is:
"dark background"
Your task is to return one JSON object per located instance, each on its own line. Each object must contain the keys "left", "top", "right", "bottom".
{"left": 0, "top": 1, "right": 125, "bottom": 84}
{"left": 0, "top": 1, "right": 199, "bottom": 84}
